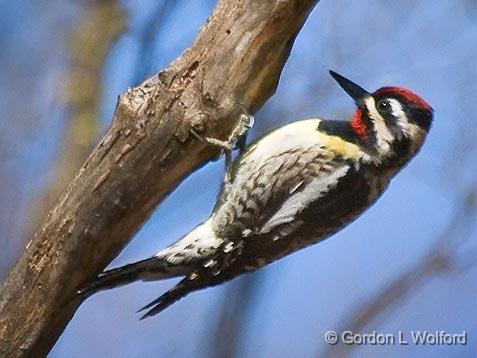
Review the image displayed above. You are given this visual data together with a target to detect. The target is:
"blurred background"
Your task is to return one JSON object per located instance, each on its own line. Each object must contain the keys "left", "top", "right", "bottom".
{"left": 1, "top": 0, "right": 476, "bottom": 357}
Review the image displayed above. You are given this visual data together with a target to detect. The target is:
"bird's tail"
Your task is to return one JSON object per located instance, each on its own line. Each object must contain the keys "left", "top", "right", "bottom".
{"left": 78, "top": 256, "right": 180, "bottom": 295}
{"left": 137, "top": 277, "right": 194, "bottom": 319}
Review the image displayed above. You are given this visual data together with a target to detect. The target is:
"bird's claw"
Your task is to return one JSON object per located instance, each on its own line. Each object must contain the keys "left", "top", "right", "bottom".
{"left": 189, "top": 106, "right": 254, "bottom": 155}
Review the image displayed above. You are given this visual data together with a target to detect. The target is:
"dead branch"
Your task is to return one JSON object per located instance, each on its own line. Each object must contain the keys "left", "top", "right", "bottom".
{"left": 0, "top": 0, "right": 318, "bottom": 356}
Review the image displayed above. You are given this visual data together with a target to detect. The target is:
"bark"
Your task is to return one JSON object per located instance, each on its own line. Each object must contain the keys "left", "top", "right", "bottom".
{"left": 0, "top": 0, "right": 318, "bottom": 356}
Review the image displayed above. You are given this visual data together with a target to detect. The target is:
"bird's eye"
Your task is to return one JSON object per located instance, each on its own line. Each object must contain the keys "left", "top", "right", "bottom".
{"left": 377, "top": 100, "right": 392, "bottom": 114}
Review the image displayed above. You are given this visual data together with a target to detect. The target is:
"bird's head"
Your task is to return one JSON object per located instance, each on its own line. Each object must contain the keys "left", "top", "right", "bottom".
{"left": 329, "top": 70, "right": 433, "bottom": 164}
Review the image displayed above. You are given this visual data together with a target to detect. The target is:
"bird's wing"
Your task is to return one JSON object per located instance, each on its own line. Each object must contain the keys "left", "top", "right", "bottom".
{"left": 258, "top": 164, "right": 350, "bottom": 235}
{"left": 212, "top": 144, "right": 352, "bottom": 240}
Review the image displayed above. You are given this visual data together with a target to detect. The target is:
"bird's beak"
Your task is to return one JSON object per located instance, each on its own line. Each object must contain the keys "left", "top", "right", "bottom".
{"left": 329, "top": 70, "right": 370, "bottom": 108}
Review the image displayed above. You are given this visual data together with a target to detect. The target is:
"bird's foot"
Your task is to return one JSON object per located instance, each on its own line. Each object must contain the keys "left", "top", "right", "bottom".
{"left": 190, "top": 106, "right": 254, "bottom": 187}
{"left": 189, "top": 106, "right": 254, "bottom": 156}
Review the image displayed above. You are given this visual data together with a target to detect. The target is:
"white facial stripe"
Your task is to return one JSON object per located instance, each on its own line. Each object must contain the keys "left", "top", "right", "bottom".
{"left": 363, "top": 96, "right": 394, "bottom": 157}
{"left": 388, "top": 98, "right": 407, "bottom": 140}
{"left": 387, "top": 98, "right": 426, "bottom": 152}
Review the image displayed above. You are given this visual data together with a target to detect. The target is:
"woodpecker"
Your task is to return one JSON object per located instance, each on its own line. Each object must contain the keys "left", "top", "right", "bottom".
{"left": 81, "top": 71, "right": 433, "bottom": 319}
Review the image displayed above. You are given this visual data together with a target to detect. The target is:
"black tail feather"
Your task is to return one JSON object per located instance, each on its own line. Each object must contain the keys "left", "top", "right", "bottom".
{"left": 138, "top": 278, "right": 197, "bottom": 319}
{"left": 78, "top": 257, "right": 160, "bottom": 295}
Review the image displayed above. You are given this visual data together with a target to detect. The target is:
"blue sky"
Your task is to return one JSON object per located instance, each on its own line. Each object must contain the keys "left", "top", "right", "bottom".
{"left": 1, "top": 1, "right": 476, "bottom": 357}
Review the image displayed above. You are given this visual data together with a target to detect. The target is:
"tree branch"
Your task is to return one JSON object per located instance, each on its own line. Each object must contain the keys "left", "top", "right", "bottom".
{"left": 0, "top": 0, "right": 318, "bottom": 356}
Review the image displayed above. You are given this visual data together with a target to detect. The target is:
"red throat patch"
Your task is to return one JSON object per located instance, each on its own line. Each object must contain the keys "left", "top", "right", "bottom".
{"left": 351, "top": 107, "right": 367, "bottom": 140}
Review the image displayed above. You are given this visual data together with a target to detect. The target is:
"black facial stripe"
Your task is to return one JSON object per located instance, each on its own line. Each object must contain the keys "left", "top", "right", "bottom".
{"left": 380, "top": 110, "right": 400, "bottom": 137}
{"left": 382, "top": 135, "right": 412, "bottom": 168}
{"left": 392, "top": 135, "right": 411, "bottom": 157}
{"left": 374, "top": 101, "right": 412, "bottom": 151}
{"left": 374, "top": 94, "right": 433, "bottom": 132}
{"left": 373, "top": 97, "right": 401, "bottom": 132}
{"left": 376, "top": 99, "right": 393, "bottom": 116}
{"left": 403, "top": 105, "right": 432, "bottom": 132}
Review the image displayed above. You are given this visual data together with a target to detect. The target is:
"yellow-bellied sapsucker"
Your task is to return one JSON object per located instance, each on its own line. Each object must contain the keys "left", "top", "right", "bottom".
{"left": 80, "top": 71, "right": 433, "bottom": 318}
